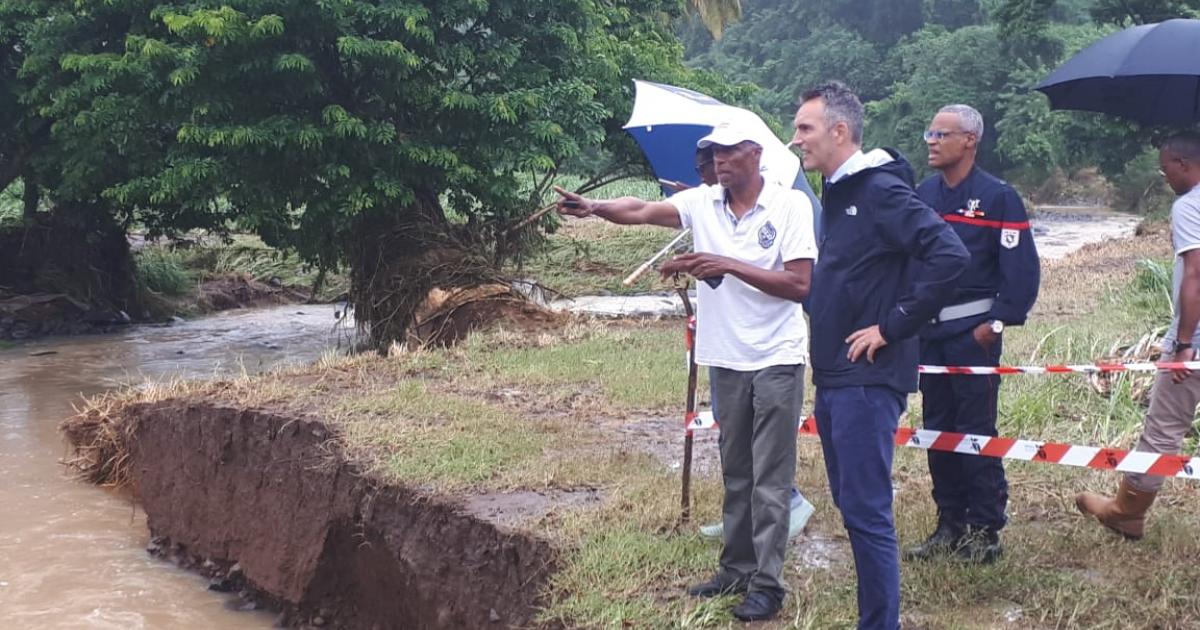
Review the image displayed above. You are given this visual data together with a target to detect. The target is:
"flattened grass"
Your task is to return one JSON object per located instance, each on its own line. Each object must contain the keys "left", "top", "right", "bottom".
{"left": 515, "top": 218, "right": 684, "bottom": 297}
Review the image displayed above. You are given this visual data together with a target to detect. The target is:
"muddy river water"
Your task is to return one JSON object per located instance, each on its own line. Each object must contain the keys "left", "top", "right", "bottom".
{"left": 0, "top": 305, "right": 348, "bottom": 628}
{"left": 0, "top": 207, "right": 1144, "bottom": 628}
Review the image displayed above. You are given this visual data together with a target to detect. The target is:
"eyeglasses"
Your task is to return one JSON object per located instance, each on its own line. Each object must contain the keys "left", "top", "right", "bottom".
{"left": 923, "top": 130, "right": 968, "bottom": 142}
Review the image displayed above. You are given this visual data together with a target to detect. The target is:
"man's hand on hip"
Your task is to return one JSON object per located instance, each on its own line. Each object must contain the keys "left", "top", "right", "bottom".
{"left": 973, "top": 321, "right": 999, "bottom": 348}
{"left": 847, "top": 325, "right": 888, "bottom": 363}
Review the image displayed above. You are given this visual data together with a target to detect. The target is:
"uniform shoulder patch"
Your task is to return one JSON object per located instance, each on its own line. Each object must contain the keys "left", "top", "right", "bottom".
{"left": 758, "top": 221, "right": 777, "bottom": 249}
{"left": 1001, "top": 228, "right": 1020, "bottom": 249}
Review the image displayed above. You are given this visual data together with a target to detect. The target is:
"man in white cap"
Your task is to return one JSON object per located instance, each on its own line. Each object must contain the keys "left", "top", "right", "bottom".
{"left": 555, "top": 120, "right": 817, "bottom": 622}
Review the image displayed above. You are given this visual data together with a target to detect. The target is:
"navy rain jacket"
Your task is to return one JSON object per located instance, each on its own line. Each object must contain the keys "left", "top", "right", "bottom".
{"left": 809, "top": 149, "right": 969, "bottom": 393}
{"left": 916, "top": 166, "right": 1041, "bottom": 340}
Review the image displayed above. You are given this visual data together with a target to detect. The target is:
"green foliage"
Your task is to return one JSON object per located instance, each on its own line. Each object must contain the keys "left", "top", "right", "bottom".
{"left": 1091, "top": 0, "right": 1200, "bottom": 25}
{"left": 134, "top": 247, "right": 193, "bottom": 297}
{"left": 995, "top": 0, "right": 1063, "bottom": 64}
{"left": 685, "top": 0, "right": 1199, "bottom": 208}
{"left": 868, "top": 25, "right": 1009, "bottom": 172}
{"left": 1111, "top": 149, "right": 1176, "bottom": 213}
{"left": 0, "top": 181, "right": 22, "bottom": 226}
{"left": 1, "top": 0, "right": 729, "bottom": 347}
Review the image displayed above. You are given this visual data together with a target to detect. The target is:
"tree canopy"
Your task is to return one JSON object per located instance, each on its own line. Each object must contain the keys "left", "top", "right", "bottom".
{"left": 683, "top": 0, "right": 1198, "bottom": 198}
{"left": 2, "top": 0, "right": 733, "bottom": 347}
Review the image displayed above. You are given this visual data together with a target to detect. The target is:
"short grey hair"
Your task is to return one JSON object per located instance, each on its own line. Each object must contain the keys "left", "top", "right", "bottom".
{"left": 800, "top": 81, "right": 864, "bottom": 144}
{"left": 938, "top": 104, "right": 984, "bottom": 142}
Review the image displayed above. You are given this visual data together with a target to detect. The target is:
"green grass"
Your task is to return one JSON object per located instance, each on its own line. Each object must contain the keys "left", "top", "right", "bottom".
{"left": 334, "top": 380, "right": 547, "bottom": 488}
{"left": 134, "top": 247, "right": 194, "bottom": 296}
{"left": 457, "top": 321, "right": 705, "bottom": 409}
{"left": 985, "top": 257, "right": 1175, "bottom": 451}
{"left": 132, "top": 234, "right": 349, "bottom": 313}
{"left": 554, "top": 174, "right": 665, "bottom": 201}
{"left": 180, "top": 236, "right": 346, "bottom": 299}
{"left": 513, "top": 175, "right": 680, "bottom": 297}
{"left": 74, "top": 221, "right": 1200, "bottom": 629}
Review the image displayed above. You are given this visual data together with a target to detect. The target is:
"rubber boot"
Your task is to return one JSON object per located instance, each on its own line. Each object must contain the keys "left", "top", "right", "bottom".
{"left": 1075, "top": 478, "right": 1158, "bottom": 540}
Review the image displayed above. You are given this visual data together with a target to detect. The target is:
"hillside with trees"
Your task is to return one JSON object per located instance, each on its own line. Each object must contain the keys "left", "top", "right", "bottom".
{"left": 680, "top": 0, "right": 1200, "bottom": 207}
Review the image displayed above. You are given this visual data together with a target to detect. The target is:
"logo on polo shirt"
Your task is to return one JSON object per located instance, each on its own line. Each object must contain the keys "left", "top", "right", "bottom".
{"left": 845, "top": 205, "right": 858, "bottom": 216}
{"left": 758, "top": 221, "right": 777, "bottom": 249}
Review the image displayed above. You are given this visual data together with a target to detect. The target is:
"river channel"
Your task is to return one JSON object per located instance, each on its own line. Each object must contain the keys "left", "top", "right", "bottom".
{"left": 0, "top": 305, "right": 349, "bottom": 628}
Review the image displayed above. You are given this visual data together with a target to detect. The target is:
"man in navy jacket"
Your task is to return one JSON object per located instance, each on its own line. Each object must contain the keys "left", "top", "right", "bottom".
{"left": 791, "top": 82, "right": 968, "bottom": 630}
{"left": 906, "top": 105, "right": 1040, "bottom": 564}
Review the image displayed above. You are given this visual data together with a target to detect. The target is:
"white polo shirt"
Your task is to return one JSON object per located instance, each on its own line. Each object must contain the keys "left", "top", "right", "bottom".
{"left": 669, "top": 181, "right": 817, "bottom": 371}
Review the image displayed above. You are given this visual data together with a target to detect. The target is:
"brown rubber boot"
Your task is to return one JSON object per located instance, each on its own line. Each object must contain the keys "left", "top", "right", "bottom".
{"left": 1075, "top": 478, "right": 1158, "bottom": 540}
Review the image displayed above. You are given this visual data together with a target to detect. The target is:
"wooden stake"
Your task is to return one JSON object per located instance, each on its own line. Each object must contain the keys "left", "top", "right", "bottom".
{"left": 678, "top": 282, "right": 697, "bottom": 524}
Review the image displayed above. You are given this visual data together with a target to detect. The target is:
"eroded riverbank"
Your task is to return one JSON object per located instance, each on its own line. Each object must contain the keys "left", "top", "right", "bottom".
{"left": 0, "top": 306, "right": 347, "bottom": 628}
{"left": 110, "top": 401, "right": 558, "bottom": 629}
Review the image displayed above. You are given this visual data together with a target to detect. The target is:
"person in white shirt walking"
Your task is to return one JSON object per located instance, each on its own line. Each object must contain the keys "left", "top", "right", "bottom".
{"left": 1077, "top": 131, "right": 1200, "bottom": 539}
{"left": 555, "top": 121, "right": 817, "bottom": 622}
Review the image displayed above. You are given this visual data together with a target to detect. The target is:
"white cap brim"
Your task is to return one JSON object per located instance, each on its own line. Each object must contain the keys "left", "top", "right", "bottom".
{"left": 697, "top": 126, "right": 761, "bottom": 149}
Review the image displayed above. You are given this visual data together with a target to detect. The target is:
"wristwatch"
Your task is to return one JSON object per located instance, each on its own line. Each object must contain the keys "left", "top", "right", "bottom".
{"left": 989, "top": 320, "right": 1005, "bottom": 335}
{"left": 1176, "top": 342, "right": 1193, "bottom": 351}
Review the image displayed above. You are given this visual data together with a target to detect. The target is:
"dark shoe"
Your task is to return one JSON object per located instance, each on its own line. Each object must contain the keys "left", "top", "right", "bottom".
{"left": 731, "top": 591, "right": 782, "bottom": 622}
{"left": 956, "top": 527, "right": 1003, "bottom": 564}
{"left": 903, "top": 518, "right": 964, "bottom": 561}
{"left": 686, "top": 572, "right": 748, "bottom": 598}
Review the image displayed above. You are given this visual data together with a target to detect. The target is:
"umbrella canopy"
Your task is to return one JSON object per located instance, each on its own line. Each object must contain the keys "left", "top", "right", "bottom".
{"left": 623, "top": 80, "right": 810, "bottom": 197}
{"left": 1034, "top": 19, "right": 1200, "bottom": 125}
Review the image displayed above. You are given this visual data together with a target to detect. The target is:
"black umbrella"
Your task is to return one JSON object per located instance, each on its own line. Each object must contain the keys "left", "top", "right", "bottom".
{"left": 1035, "top": 18, "right": 1200, "bottom": 125}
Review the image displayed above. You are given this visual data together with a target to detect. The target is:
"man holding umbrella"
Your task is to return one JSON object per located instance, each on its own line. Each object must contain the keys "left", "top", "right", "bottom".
{"left": 555, "top": 120, "right": 817, "bottom": 622}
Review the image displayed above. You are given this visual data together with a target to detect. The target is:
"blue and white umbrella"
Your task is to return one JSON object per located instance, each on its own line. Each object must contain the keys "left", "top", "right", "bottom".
{"left": 623, "top": 80, "right": 818, "bottom": 206}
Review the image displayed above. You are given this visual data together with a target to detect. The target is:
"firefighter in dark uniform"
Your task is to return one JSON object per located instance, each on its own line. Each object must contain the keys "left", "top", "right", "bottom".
{"left": 905, "top": 104, "right": 1040, "bottom": 563}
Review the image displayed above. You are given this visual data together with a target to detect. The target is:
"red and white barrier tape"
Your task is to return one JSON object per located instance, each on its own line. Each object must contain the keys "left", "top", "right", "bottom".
{"left": 919, "top": 361, "right": 1200, "bottom": 375}
{"left": 687, "top": 411, "right": 1200, "bottom": 481}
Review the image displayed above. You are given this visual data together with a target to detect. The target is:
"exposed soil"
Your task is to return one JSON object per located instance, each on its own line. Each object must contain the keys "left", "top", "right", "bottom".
{"left": 0, "top": 212, "right": 141, "bottom": 340}
{"left": 117, "top": 400, "right": 564, "bottom": 629}
{"left": 190, "top": 275, "right": 311, "bottom": 312}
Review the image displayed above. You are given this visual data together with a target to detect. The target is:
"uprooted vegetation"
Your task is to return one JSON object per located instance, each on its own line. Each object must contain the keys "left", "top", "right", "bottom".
{"left": 60, "top": 221, "right": 1200, "bottom": 629}
{"left": 132, "top": 235, "right": 349, "bottom": 318}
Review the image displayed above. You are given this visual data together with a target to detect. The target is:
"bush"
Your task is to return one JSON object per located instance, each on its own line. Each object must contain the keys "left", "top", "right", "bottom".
{"left": 135, "top": 247, "right": 193, "bottom": 296}
{"left": 1111, "top": 149, "right": 1173, "bottom": 214}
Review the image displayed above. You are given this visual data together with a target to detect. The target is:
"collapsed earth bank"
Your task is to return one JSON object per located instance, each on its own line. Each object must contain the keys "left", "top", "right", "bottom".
{"left": 69, "top": 400, "right": 559, "bottom": 629}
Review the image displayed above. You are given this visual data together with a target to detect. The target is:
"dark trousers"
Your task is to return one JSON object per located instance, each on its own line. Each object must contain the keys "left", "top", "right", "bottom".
{"left": 814, "top": 386, "right": 903, "bottom": 630}
{"left": 710, "top": 364, "right": 804, "bottom": 602}
{"left": 919, "top": 331, "right": 1008, "bottom": 531}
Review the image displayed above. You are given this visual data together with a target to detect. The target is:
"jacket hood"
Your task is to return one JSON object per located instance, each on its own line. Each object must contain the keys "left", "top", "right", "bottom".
{"left": 835, "top": 148, "right": 916, "bottom": 188}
